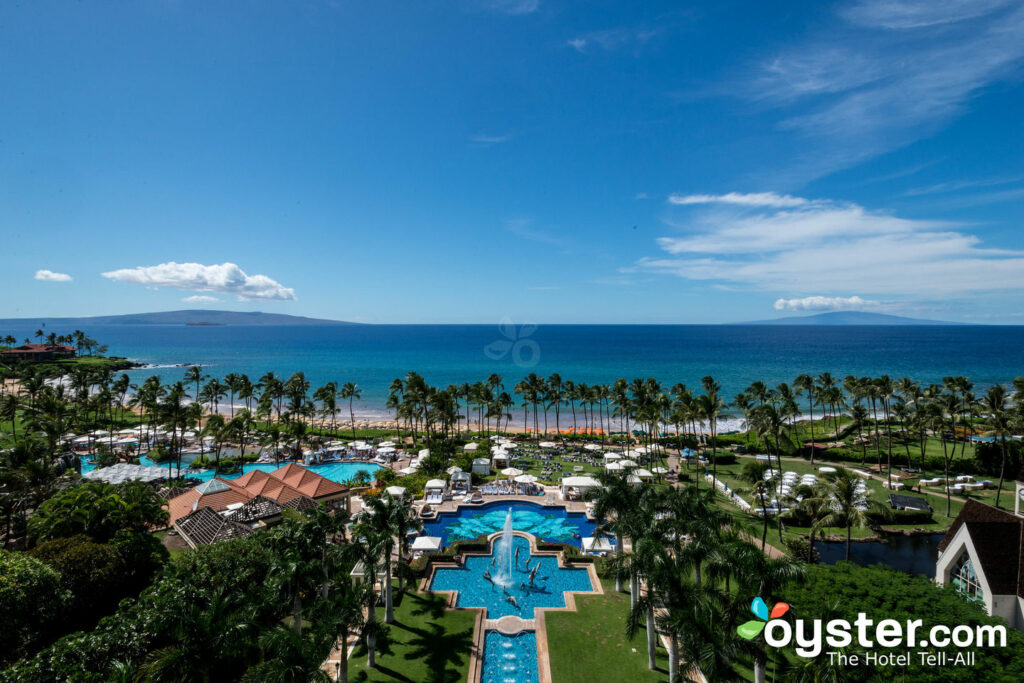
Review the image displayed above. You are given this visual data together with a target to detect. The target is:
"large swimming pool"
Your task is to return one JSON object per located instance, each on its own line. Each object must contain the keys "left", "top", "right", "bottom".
{"left": 77, "top": 455, "right": 383, "bottom": 484}
{"left": 430, "top": 535, "right": 593, "bottom": 619}
{"left": 421, "top": 501, "right": 599, "bottom": 549}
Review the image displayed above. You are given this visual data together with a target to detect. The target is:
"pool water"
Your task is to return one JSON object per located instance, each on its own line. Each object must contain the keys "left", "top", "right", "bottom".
{"left": 421, "top": 501, "right": 600, "bottom": 549}
{"left": 481, "top": 631, "right": 538, "bottom": 683}
{"left": 77, "top": 455, "right": 382, "bottom": 484}
{"left": 429, "top": 535, "right": 593, "bottom": 619}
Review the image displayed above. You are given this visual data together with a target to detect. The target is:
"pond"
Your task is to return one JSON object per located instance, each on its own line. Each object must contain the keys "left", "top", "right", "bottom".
{"left": 814, "top": 533, "right": 945, "bottom": 577}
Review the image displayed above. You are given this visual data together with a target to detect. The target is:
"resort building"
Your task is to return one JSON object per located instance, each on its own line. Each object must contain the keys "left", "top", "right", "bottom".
{"left": 167, "top": 463, "right": 350, "bottom": 530}
{"left": 936, "top": 487, "right": 1024, "bottom": 631}
{"left": 0, "top": 342, "right": 76, "bottom": 361}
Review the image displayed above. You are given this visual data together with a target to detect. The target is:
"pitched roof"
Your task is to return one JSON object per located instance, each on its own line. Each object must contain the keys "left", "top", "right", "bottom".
{"left": 225, "top": 495, "right": 283, "bottom": 524}
{"left": 165, "top": 464, "right": 345, "bottom": 525}
{"left": 281, "top": 495, "right": 317, "bottom": 512}
{"left": 939, "top": 500, "right": 1024, "bottom": 597}
{"left": 174, "top": 506, "right": 254, "bottom": 547}
{"left": 272, "top": 462, "right": 348, "bottom": 498}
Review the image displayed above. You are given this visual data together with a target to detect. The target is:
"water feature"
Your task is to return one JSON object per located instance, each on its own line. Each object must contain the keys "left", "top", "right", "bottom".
{"left": 429, "top": 535, "right": 592, "bottom": 618}
{"left": 421, "top": 501, "right": 601, "bottom": 549}
{"left": 77, "top": 454, "right": 382, "bottom": 484}
{"left": 814, "top": 533, "right": 945, "bottom": 577}
{"left": 492, "top": 509, "right": 515, "bottom": 589}
{"left": 481, "top": 630, "right": 538, "bottom": 683}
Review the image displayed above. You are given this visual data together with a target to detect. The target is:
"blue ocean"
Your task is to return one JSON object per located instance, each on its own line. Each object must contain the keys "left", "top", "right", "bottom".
{"left": 6, "top": 323, "right": 1024, "bottom": 418}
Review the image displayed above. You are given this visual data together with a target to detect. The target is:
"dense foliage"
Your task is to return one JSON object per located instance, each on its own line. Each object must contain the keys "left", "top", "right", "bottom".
{"left": 0, "top": 551, "right": 69, "bottom": 664}
{"left": 784, "top": 562, "right": 1024, "bottom": 682}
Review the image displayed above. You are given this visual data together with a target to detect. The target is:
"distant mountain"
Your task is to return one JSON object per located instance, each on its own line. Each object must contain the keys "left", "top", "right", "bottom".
{"left": 742, "top": 311, "right": 963, "bottom": 326}
{"left": 0, "top": 310, "right": 358, "bottom": 327}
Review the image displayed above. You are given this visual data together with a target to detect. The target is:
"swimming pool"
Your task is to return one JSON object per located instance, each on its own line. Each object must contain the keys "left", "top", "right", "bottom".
{"left": 481, "top": 630, "right": 538, "bottom": 683}
{"left": 77, "top": 455, "right": 383, "bottom": 484}
{"left": 430, "top": 536, "right": 593, "bottom": 619}
{"left": 421, "top": 501, "right": 600, "bottom": 549}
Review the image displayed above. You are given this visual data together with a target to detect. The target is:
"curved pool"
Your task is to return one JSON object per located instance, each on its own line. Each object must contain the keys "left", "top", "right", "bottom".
{"left": 77, "top": 455, "right": 383, "bottom": 484}
{"left": 421, "top": 501, "right": 600, "bottom": 549}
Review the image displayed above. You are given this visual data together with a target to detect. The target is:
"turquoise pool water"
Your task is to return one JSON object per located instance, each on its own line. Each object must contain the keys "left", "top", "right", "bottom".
{"left": 481, "top": 630, "right": 538, "bottom": 683}
{"left": 421, "top": 501, "right": 602, "bottom": 549}
{"left": 78, "top": 455, "right": 382, "bottom": 484}
{"left": 429, "top": 535, "right": 592, "bottom": 619}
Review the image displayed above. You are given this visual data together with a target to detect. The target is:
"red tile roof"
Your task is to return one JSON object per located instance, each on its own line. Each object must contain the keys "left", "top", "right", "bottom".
{"left": 166, "top": 463, "right": 347, "bottom": 525}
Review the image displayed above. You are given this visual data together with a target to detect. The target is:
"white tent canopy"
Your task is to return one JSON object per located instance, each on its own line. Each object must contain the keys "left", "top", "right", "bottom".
{"left": 582, "top": 536, "right": 614, "bottom": 553}
{"left": 515, "top": 474, "right": 538, "bottom": 484}
{"left": 501, "top": 467, "right": 524, "bottom": 477}
{"left": 385, "top": 486, "right": 406, "bottom": 498}
{"left": 425, "top": 479, "right": 446, "bottom": 491}
{"left": 410, "top": 536, "right": 442, "bottom": 552}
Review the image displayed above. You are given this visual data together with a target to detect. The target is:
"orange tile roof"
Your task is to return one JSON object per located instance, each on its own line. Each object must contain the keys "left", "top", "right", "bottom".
{"left": 166, "top": 464, "right": 347, "bottom": 525}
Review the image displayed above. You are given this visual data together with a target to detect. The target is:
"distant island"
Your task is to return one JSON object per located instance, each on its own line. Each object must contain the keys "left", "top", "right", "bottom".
{"left": 0, "top": 309, "right": 358, "bottom": 327}
{"left": 742, "top": 311, "right": 964, "bottom": 326}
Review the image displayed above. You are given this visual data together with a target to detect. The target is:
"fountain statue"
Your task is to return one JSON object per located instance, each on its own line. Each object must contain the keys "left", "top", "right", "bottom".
{"left": 491, "top": 508, "right": 515, "bottom": 589}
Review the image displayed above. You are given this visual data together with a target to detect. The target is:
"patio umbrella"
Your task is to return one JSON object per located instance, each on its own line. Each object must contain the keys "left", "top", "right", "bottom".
{"left": 652, "top": 466, "right": 669, "bottom": 474}
{"left": 584, "top": 443, "right": 602, "bottom": 451}
{"left": 538, "top": 441, "right": 557, "bottom": 448}
{"left": 514, "top": 474, "right": 538, "bottom": 483}
{"left": 605, "top": 462, "right": 624, "bottom": 471}
{"left": 446, "top": 465, "right": 463, "bottom": 474}
{"left": 464, "top": 442, "right": 479, "bottom": 451}
{"left": 501, "top": 467, "right": 524, "bottom": 477}
{"left": 618, "top": 459, "right": 638, "bottom": 468}
{"left": 378, "top": 441, "right": 396, "bottom": 447}
{"left": 385, "top": 485, "right": 406, "bottom": 497}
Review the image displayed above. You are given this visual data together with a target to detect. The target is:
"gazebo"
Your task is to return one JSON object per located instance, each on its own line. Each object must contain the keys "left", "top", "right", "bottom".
{"left": 450, "top": 471, "right": 472, "bottom": 494}
{"left": 385, "top": 485, "right": 406, "bottom": 500}
{"left": 472, "top": 457, "right": 492, "bottom": 476}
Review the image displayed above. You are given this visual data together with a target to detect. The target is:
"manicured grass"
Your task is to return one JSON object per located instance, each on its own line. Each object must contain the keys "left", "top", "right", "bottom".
{"left": 546, "top": 579, "right": 670, "bottom": 682}
{"left": 349, "top": 589, "right": 477, "bottom": 683}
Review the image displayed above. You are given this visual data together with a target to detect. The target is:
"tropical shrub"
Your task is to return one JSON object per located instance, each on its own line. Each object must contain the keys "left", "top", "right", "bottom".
{"left": 0, "top": 550, "right": 68, "bottom": 664}
{"left": 28, "top": 535, "right": 127, "bottom": 626}
{"left": 28, "top": 481, "right": 169, "bottom": 544}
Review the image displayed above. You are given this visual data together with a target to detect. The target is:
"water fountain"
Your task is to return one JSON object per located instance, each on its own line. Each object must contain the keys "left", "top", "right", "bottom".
{"left": 492, "top": 508, "right": 515, "bottom": 589}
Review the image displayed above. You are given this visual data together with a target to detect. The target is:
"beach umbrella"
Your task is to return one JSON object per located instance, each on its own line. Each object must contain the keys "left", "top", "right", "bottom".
{"left": 501, "top": 467, "right": 524, "bottom": 477}
{"left": 378, "top": 441, "right": 396, "bottom": 447}
{"left": 619, "top": 459, "right": 638, "bottom": 468}
{"left": 605, "top": 462, "right": 624, "bottom": 471}
{"left": 652, "top": 466, "right": 669, "bottom": 474}
{"left": 398, "top": 467, "right": 417, "bottom": 475}
{"left": 538, "top": 441, "right": 557, "bottom": 448}
{"left": 514, "top": 474, "right": 538, "bottom": 484}
{"left": 446, "top": 465, "right": 463, "bottom": 474}
{"left": 464, "top": 442, "right": 479, "bottom": 451}
{"left": 385, "top": 485, "right": 406, "bottom": 498}
{"left": 584, "top": 444, "right": 602, "bottom": 451}
{"left": 378, "top": 447, "right": 395, "bottom": 454}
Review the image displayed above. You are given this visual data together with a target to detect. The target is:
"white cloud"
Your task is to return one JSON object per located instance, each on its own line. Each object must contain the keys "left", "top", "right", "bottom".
{"left": 471, "top": 134, "right": 510, "bottom": 144}
{"left": 637, "top": 192, "right": 1024, "bottom": 297}
{"left": 34, "top": 269, "right": 72, "bottom": 282}
{"left": 567, "top": 38, "right": 587, "bottom": 52}
{"left": 102, "top": 262, "right": 296, "bottom": 301}
{"left": 747, "top": 0, "right": 1024, "bottom": 176}
{"left": 566, "top": 27, "right": 659, "bottom": 54}
{"left": 773, "top": 295, "right": 877, "bottom": 312}
{"left": 668, "top": 192, "right": 810, "bottom": 208}
{"left": 478, "top": 0, "right": 538, "bottom": 15}
{"left": 182, "top": 295, "right": 220, "bottom": 303}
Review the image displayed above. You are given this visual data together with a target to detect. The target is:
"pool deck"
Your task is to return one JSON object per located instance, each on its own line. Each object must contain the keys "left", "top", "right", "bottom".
{"left": 422, "top": 488, "right": 593, "bottom": 517}
{"left": 422, "top": 530, "right": 603, "bottom": 683}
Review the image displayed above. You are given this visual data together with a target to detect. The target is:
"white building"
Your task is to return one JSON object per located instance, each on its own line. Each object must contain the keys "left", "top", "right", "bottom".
{"left": 935, "top": 475, "right": 1024, "bottom": 631}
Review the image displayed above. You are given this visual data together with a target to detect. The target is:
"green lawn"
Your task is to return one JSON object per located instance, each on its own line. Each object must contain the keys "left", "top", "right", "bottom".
{"left": 349, "top": 590, "right": 477, "bottom": 683}
{"left": 546, "top": 579, "right": 670, "bottom": 682}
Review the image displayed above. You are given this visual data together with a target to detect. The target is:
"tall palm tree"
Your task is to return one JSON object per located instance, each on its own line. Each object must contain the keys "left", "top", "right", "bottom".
{"left": 339, "top": 382, "right": 362, "bottom": 441}
{"left": 807, "top": 468, "right": 890, "bottom": 561}
{"left": 587, "top": 471, "right": 641, "bottom": 594}
{"left": 982, "top": 384, "right": 1012, "bottom": 508}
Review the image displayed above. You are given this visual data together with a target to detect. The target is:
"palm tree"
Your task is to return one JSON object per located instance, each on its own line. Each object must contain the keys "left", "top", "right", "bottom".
{"left": 340, "top": 382, "right": 361, "bottom": 441}
{"left": 243, "top": 623, "right": 333, "bottom": 683}
{"left": 793, "top": 374, "right": 817, "bottom": 464}
{"left": 360, "top": 492, "right": 420, "bottom": 624}
{"left": 982, "top": 384, "right": 1012, "bottom": 508}
{"left": 807, "top": 468, "right": 890, "bottom": 561}
{"left": 587, "top": 471, "right": 641, "bottom": 594}
{"left": 183, "top": 366, "right": 208, "bottom": 408}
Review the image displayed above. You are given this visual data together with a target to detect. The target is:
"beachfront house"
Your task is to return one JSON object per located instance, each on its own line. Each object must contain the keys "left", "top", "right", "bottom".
{"left": 0, "top": 342, "right": 76, "bottom": 362}
{"left": 935, "top": 481, "right": 1024, "bottom": 631}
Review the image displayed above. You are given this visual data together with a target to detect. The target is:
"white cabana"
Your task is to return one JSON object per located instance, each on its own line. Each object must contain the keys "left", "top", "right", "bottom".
{"left": 582, "top": 536, "right": 614, "bottom": 553}
{"left": 619, "top": 459, "right": 638, "bottom": 468}
{"left": 560, "top": 475, "right": 601, "bottom": 500}
{"left": 425, "top": 479, "right": 446, "bottom": 491}
{"left": 605, "top": 462, "right": 624, "bottom": 471}
{"left": 634, "top": 468, "right": 654, "bottom": 479}
{"left": 385, "top": 485, "right": 406, "bottom": 499}
{"left": 464, "top": 442, "right": 479, "bottom": 451}
{"left": 603, "top": 453, "right": 622, "bottom": 463}
{"left": 450, "top": 471, "right": 472, "bottom": 493}
{"left": 410, "top": 536, "right": 442, "bottom": 552}
{"left": 501, "top": 467, "right": 524, "bottom": 477}
{"left": 472, "top": 458, "right": 492, "bottom": 475}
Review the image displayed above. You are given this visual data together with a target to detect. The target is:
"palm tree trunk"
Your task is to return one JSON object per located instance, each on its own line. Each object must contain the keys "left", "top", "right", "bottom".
{"left": 996, "top": 436, "right": 1007, "bottom": 509}
{"left": 845, "top": 525, "right": 852, "bottom": 562}
{"left": 646, "top": 601, "right": 656, "bottom": 670}
{"left": 754, "top": 654, "right": 766, "bottom": 683}
{"left": 668, "top": 634, "right": 679, "bottom": 683}
{"left": 615, "top": 533, "right": 624, "bottom": 593}
{"left": 384, "top": 561, "right": 394, "bottom": 623}
{"left": 337, "top": 626, "right": 349, "bottom": 683}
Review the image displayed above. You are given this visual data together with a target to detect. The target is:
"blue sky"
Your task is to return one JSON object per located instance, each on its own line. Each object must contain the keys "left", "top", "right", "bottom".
{"left": 3, "top": 0, "right": 1024, "bottom": 324}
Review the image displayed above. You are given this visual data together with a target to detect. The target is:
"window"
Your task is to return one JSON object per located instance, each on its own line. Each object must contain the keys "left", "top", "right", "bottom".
{"left": 951, "top": 552, "right": 984, "bottom": 604}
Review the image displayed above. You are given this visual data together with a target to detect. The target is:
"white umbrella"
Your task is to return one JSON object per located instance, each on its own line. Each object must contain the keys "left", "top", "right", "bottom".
{"left": 385, "top": 485, "right": 406, "bottom": 497}
{"left": 584, "top": 444, "right": 602, "bottom": 451}
{"left": 652, "top": 466, "right": 669, "bottom": 474}
{"left": 356, "top": 444, "right": 372, "bottom": 451}
{"left": 619, "top": 459, "right": 638, "bottom": 468}
{"left": 411, "top": 536, "right": 443, "bottom": 552}
{"left": 398, "top": 467, "right": 417, "bottom": 475}
{"left": 605, "top": 462, "right": 624, "bottom": 471}
{"left": 538, "top": 441, "right": 557, "bottom": 448}
{"left": 378, "top": 447, "right": 396, "bottom": 454}
{"left": 464, "top": 442, "right": 479, "bottom": 451}
{"left": 603, "top": 453, "right": 622, "bottom": 462}
{"left": 634, "top": 468, "right": 654, "bottom": 478}
{"left": 378, "top": 441, "right": 396, "bottom": 447}
{"left": 501, "top": 467, "right": 524, "bottom": 477}
{"left": 446, "top": 465, "right": 463, "bottom": 474}
{"left": 515, "top": 474, "right": 538, "bottom": 484}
